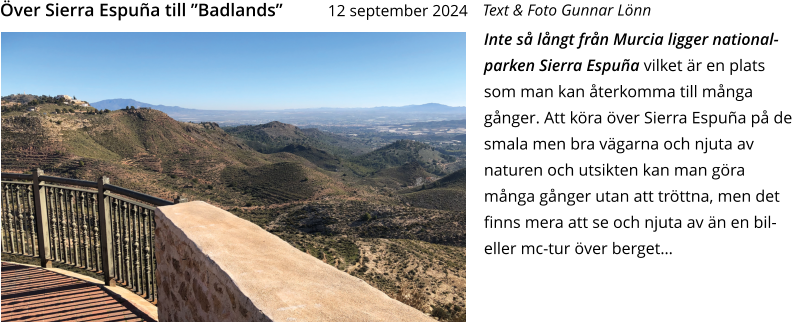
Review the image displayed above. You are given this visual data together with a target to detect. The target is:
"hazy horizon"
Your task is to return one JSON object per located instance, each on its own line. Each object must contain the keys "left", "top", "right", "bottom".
{"left": 1, "top": 33, "right": 466, "bottom": 110}
{"left": 87, "top": 98, "right": 465, "bottom": 111}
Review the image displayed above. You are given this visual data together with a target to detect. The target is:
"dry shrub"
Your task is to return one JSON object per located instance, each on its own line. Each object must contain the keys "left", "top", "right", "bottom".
{"left": 394, "top": 286, "right": 428, "bottom": 312}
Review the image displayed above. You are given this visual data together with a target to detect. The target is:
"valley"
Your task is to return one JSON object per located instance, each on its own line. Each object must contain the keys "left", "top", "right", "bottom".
{"left": 1, "top": 96, "right": 467, "bottom": 320}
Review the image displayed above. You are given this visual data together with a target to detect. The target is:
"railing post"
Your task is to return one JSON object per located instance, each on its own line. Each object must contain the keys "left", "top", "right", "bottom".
{"left": 97, "top": 176, "right": 116, "bottom": 287}
{"left": 32, "top": 169, "right": 52, "bottom": 268}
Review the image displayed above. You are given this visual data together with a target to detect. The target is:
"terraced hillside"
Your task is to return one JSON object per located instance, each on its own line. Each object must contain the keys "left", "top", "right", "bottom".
{"left": 1, "top": 105, "right": 466, "bottom": 320}
{"left": 261, "top": 200, "right": 465, "bottom": 247}
{"left": 222, "top": 161, "right": 342, "bottom": 203}
{"left": 1, "top": 115, "right": 72, "bottom": 170}
{"left": 1, "top": 107, "right": 345, "bottom": 206}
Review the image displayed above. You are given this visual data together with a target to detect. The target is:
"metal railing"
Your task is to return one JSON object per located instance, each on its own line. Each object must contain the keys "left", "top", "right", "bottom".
{"left": 1, "top": 169, "right": 182, "bottom": 304}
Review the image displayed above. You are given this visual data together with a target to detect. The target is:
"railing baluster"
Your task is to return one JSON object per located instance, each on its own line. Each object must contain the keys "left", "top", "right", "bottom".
{"left": 83, "top": 193, "right": 96, "bottom": 271}
{"left": 121, "top": 202, "right": 132, "bottom": 287}
{"left": 128, "top": 204, "right": 135, "bottom": 290}
{"left": 21, "top": 185, "right": 28, "bottom": 255}
{"left": 12, "top": 185, "right": 19, "bottom": 255}
{"left": 73, "top": 191, "right": 80, "bottom": 267}
{"left": 83, "top": 192, "right": 91, "bottom": 270}
{"left": 2, "top": 171, "right": 172, "bottom": 303}
{"left": 132, "top": 205, "right": 141, "bottom": 293}
{"left": 71, "top": 190, "right": 79, "bottom": 265}
{"left": 8, "top": 184, "right": 16, "bottom": 254}
{"left": 92, "top": 193, "right": 101, "bottom": 272}
{"left": 57, "top": 188, "right": 64, "bottom": 261}
{"left": 150, "top": 207, "right": 158, "bottom": 304}
{"left": 47, "top": 187, "right": 59, "bottom": 263}
{"left": 72, "top": 191, "right": 83, "bottom": 267}
{"left": 60, "top": 189, "right": 71, "bottom": 264}
{"left": 26, "top": 185, "right": 37, "bottom": 257}
{"left": 1, "top": 184, "right": 9, "bottom": 253}
{"left": 4, "top": 184, "right": 12, "bottom": 254}
{"left": 16, "top": 185, "right": 27, "bottom": 255}
{"left": 142, "top": 208, "right": 151, "bottom": 300}
{"left": 81, "top": 191, "right": 89, "bottom": 268}
{"left": 15, "top": 185, "right": 23, "bottom": 254}
{"left": 113, "top": 198, "right": 122, "bottom": 283}
{"left": 25, "top": 187, "right": 31, "bottom": 255}
{"left": 59, "top": 189, "right": 68, "bottom": 264}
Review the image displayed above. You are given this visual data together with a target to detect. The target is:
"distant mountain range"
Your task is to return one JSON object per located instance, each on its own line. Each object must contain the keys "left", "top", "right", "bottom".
{"left": 90, "top": 99, "right": 466, "bottom": 126}
{"left": 91, "top": 98, "right": 467, "bottom": 114}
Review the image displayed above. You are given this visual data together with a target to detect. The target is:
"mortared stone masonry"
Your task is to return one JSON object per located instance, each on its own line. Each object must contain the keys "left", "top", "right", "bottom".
{"left": 155, "top": 201, "right": 434, "bottom": 322}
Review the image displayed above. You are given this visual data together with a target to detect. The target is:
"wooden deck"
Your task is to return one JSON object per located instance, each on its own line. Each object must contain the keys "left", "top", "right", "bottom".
{"left": 1, "top": 262, "right": 156, "bottom": 322}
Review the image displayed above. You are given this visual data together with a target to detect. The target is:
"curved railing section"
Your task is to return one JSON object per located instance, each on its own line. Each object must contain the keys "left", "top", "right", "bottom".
{"left": 1, "top": 169, "right": 180, "bottom": 304}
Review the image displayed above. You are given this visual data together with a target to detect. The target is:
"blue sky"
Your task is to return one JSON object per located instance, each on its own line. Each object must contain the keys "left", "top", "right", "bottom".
{"left": 1, "top": 33, "right": 465, "bottom": 110}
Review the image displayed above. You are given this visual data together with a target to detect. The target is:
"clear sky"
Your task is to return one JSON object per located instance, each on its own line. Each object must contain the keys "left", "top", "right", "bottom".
{"left": 1, "top": 32, "right": 465, "bottom": 110}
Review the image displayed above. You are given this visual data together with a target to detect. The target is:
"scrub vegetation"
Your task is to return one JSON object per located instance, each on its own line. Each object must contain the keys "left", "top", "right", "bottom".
{"left": 1, "top": 103, "right": 466, "bottom": 318}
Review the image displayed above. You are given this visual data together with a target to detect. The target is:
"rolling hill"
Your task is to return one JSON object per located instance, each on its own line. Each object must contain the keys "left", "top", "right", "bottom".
{"left": 0, "top": 106, "right": 344, "bottom": 206}
{"left": 367, "top": 161, "right": 436, "bottom": 189}
{"left": 400, "top": 168, "right": 466, "bottom": 212}
{"left": 1, "top": 104, "right": 466, "bottom": 319}
{"left": 225, "top": 121, "right": 369, "bottom": 156}
{"left": 350, "top": 139, "right": 456, "bottom": 176}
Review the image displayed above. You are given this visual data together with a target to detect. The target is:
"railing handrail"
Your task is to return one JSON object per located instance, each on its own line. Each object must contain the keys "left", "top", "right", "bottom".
{"left": 0, "top": 173, "right": 33, "bottom": 181}
{"left": 105, "top": 184, "right": 173, "bottom": 207}
{"left": 39, "top": 175, "right": 97, "bottom": 189}
{"left": 1, "top": 172, "right": 174, "bottom": 206}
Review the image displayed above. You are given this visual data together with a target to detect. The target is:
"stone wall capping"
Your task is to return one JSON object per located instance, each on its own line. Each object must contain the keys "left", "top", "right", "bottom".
{"left": 155, "top": 201, "right": 434, "bottom": 322}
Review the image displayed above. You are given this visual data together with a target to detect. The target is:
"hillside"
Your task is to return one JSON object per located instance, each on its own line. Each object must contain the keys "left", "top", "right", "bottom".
{"left": 278, "top": 144, "right": 343, "bottom": 171}
{"left": 222, "top": 162, "right": 341, "bottom": 203}
{"left": 0, "top": 106, "right": 343, "bottom": 206}
{"left": 350, "top": 139, "right": 456, "bottom": 176}
{"left": 2, "top": 94, "right": 97, "bottom": 115}
{"left": 367, "top": 161, "right": 436, "bottom": 189}
{"left": 226, "top": 121, "right": 370, "bottom": 157}
{"left": 1, "top": 106, "right": 466, "bottom": 319}
{"left": 429, "top": 167, "right": 466, "bottom": 189}
{"left": 400, "top": 168, "right": 466, "bottom": 212}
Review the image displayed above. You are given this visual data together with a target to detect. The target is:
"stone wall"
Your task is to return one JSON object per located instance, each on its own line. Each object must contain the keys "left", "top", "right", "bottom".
{"left": 155, "top": 206, "right": 266, "bottom": 322}
{"left": 155, "top": 201, "right": 434, "bottom": 322}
